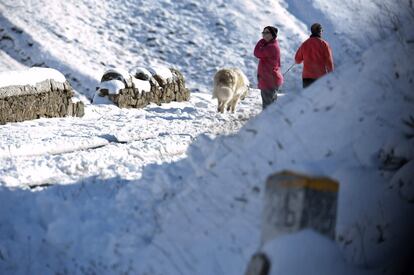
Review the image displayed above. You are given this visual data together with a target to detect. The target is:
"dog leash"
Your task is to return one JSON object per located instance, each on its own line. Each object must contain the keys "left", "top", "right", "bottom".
{"left": 283, "top": 63, "right": 295, "bottom": 77}
{"left": 269, "top": 64, "right": 295, "bottom": 100}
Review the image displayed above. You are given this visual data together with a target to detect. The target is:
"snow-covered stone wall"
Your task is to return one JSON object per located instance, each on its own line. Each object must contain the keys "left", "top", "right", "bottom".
{"left": 0, "top": 76, "right": 84, "bottom": 125}
{"left": 108, "top": 68, "right": 190, "bottom": 108}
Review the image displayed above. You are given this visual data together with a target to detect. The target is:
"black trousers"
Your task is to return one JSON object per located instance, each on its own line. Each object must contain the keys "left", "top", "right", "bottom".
{"left": 303, "top": 78, "right": 317, "bottom": 88}
{"left": 261, "top": 88, "right": 278, "bottom": 109}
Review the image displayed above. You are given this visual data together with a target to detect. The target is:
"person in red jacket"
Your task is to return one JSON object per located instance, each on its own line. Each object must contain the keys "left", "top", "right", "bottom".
{"left": 254, "top": 26, "right": 284, "bottom": 109}
{"left": 295, "top": 23, "right": 334, "bottom": 88}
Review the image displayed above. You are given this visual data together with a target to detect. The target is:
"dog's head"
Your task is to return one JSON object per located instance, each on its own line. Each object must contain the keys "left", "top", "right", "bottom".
{"left": 215, "top": 69, "right": 236, "bottom": 87}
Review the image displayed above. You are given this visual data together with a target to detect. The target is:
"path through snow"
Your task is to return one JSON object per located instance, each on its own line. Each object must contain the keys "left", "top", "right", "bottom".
{"left": 0, "top": 92, "right": 261, "bottom": 188}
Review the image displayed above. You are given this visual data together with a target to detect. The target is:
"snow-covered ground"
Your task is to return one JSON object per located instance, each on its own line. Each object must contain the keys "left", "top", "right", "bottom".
{"left": 1, "top": 0, "right": 413, "bottom": 274}
{"left": 0, "top": 93, "right": 260, "bottom": 187}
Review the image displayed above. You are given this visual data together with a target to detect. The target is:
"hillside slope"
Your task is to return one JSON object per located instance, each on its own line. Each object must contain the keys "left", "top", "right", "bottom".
{"left": 1, "top": 0, "right": 391, "bottom": 97}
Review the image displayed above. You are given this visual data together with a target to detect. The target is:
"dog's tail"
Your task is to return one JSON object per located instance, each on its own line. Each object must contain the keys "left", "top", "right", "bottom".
{"left": 213, "top": 86, "right": 232, "bottom": 101}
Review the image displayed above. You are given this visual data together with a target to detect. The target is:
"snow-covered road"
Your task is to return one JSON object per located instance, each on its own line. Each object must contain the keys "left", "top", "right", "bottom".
{"left": 0, "top": 92, "right": 261, "bottom": 187}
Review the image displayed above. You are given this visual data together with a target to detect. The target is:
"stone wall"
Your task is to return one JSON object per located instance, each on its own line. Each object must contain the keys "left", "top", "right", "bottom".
{"left": 107, "top": 68, "right": 190, "bottom": 108}
{"left": 0, "top": 79, "right": 84, "bottom": 125}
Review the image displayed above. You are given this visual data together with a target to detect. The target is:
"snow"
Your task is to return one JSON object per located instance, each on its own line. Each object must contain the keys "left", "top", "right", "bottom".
{"left": 0, "top": 49, "right": 26, "bottom": 71}
{"left": 0, "top": 92, "right": 260, "bottom": 187}
{"left": 91, "top": 93, "right": 113, "bottom": 105}
{"left": 0, "top": 67, "right": 66, "bottom": 88}
{"left": 263, "top": 230, "right": 375, "bottom": 275}
{"left": 134, "top": 67, "right": 152, "bottom": 80}
{"left": 96, "top": 79, "right": 124, "bottom": 94}
{"left": 0, "top": 0, "right": 413, "bottom": 274}
{"left": 131, "top": 77, "right": 151, "bottom": 93}
{"left": 149, "top": 65, "right": 173, "bottom": 81}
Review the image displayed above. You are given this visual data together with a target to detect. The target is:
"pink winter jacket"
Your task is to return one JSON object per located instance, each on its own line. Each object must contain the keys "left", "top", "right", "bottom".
{"left": 254, "top": 38, "right": 284, "bottom": 90}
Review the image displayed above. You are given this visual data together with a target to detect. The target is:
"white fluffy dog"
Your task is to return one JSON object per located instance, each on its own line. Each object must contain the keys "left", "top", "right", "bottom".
{"left": 212, "top": 68, "right": 249, "bottom": 113}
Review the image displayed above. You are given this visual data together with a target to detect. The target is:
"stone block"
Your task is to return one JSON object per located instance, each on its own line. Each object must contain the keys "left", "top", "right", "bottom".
{"left": 261, "top": 170, "right": 339, "bottom": 245}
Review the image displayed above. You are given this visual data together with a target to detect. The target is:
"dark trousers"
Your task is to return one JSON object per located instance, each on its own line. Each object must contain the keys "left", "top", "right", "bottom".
{"left": 303, "top": 78, "right": 317, "bottom": 88}
{"left": 261, "top": 88, "right": 278, "bottom": 109}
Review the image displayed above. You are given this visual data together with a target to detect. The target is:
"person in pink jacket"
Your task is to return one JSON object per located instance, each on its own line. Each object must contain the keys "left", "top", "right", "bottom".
{"left": 254, "top": 26, "right": 284, "bottom": 109}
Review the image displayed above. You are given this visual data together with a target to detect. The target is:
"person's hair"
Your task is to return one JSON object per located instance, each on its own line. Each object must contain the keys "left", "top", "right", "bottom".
{"left": 264, "top": 26, "right": 278, "bottom": 39}
{"left": 311, "top": 23, "right": 323, "bottom": 35}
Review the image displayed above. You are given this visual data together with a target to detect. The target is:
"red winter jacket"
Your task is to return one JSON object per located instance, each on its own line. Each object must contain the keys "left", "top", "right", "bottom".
{"left": 295, "top": 36, "right": 334, "bottom": 79}
{"left": 254, "top": 38, "right": 283, "bottom": 90}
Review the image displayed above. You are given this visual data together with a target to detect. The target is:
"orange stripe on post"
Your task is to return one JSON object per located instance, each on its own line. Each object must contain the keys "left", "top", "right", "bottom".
{"left": 275, "top": 170, "right": 339, "bottom": 192}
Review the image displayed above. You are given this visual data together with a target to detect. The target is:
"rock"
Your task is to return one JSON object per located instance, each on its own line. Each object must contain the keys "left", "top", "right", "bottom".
{"left": 67, "top": 99, "right": 85, "bottom": 117}
{"left": 50, "top": 79, "right": 65, "bottom": 91}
